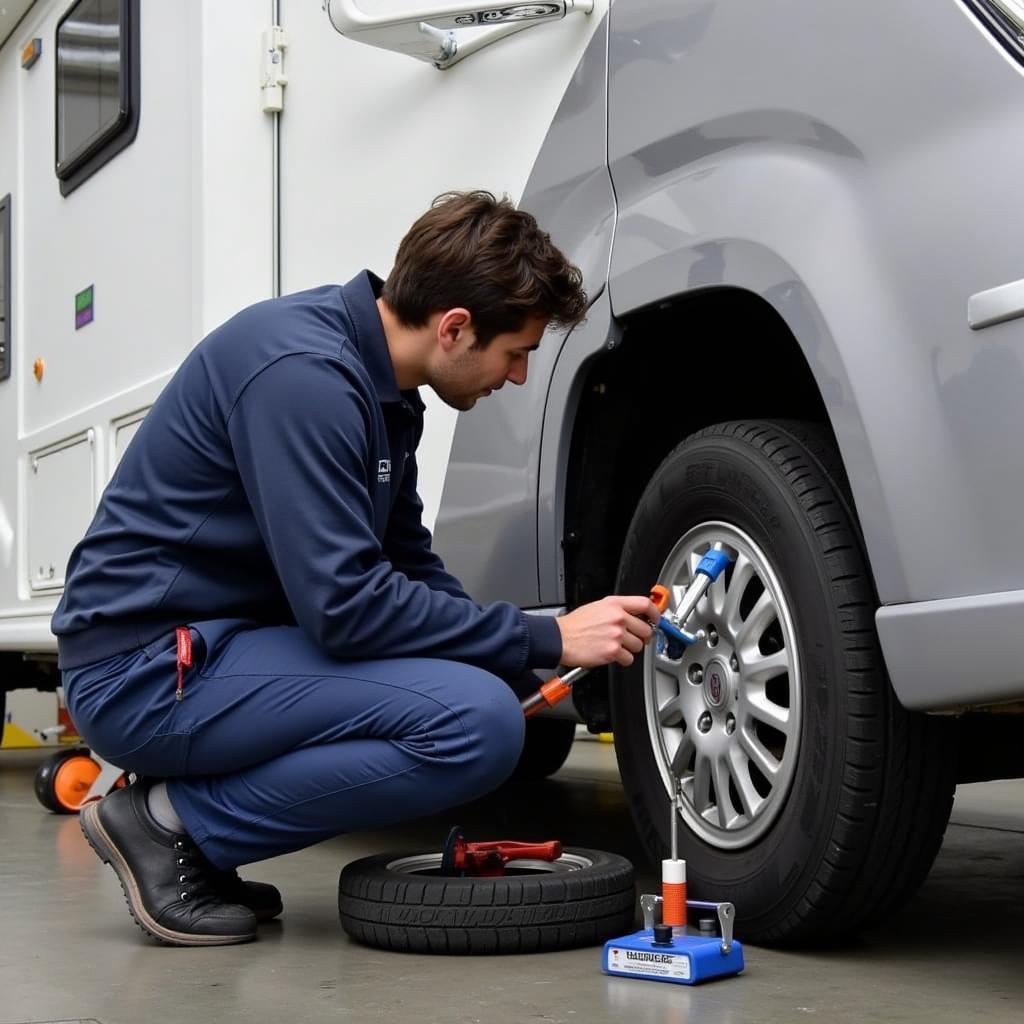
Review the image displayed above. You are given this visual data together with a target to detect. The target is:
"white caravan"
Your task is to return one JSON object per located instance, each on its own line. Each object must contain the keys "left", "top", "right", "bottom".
{"left": 0, "top": 0, "right": 600, "bottom": 745}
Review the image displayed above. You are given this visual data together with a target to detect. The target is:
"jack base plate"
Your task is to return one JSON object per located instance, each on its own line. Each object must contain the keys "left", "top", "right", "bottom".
{"left": 601, "top": 929, "right": 744, "bottom": 985}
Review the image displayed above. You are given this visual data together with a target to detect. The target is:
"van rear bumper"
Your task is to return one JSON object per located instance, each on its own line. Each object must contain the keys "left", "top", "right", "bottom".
{"left": 0, "top": 613, "right": 57, "bottom": 653}
{"left": 877, "top": 590, "right": 1024, "bottom": 711}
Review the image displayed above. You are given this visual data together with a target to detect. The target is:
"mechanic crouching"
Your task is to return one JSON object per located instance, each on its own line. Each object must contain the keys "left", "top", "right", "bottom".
{"left": 51, "top": 191, "right": 661, "bottom": 946}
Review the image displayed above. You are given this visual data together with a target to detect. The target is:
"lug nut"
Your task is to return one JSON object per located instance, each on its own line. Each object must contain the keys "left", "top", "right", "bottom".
{"left": 725, "top": 714, "right": 736, "bottom": 735}
{"left": 730, "top": 654, "right": 739, "bottom": 671}
{"left": 697, "top": 712, "right": 712, "bottom": 733}
{"left": 706, "top": 625, "right": 719, "bottom": 648}
{"left": 688, "top": 664, "right": 704, "bottom": 684}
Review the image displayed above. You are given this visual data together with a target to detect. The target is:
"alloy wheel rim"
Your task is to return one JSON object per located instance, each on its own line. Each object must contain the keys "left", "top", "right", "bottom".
{"left": 645, "top": 521, "right": 802, "bottom": 850}
{"left": 385, "top": 852, "right": 594, "bottom": 874}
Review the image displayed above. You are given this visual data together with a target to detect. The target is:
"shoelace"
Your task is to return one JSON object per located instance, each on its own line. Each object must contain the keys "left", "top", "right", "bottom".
{"left": 172, "top": 838, "right": 223, "bottom": 907}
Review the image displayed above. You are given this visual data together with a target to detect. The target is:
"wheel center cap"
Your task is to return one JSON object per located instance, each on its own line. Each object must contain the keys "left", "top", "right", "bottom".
{"left": 703, "top": 658, "right": 730, "bottom": 709}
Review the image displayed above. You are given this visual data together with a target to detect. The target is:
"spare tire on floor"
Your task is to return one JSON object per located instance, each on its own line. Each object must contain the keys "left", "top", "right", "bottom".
{"left": 339, "top": 847, "right": 635, "bottom": 954}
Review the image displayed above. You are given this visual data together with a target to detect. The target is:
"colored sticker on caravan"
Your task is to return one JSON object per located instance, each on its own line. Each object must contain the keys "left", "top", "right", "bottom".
{"left": 75, "top": 285, "right": 94, "bottom": 329}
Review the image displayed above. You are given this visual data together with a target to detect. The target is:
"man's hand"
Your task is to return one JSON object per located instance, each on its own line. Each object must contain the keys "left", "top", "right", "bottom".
{"left": 555, "top": 595, "right": 663, "bottom": 668}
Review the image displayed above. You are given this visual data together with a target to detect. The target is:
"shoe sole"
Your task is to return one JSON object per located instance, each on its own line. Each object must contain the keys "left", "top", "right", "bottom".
{"left": 255, "top": 902, "right": 284, "bottom": 924}
{"left": 80, "top": 801, "right": 256, "bottom": 947}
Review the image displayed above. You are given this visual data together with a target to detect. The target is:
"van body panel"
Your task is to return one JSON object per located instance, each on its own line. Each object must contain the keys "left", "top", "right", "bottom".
{"left": 605, "top": 0, "right": 1024, "bottom": 619}
{"left": 432, "top": 13, "right": 614, "bottom": 606}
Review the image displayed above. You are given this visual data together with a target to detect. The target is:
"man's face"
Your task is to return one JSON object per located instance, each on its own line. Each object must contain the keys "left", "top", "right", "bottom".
{"left": 428, "top": 316, "right": 547, "bottom": 412}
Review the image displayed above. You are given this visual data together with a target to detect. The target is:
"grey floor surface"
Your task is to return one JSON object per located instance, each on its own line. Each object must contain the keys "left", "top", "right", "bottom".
{"left": 1, "top": 736, "right": 1021, "bottom": 1024}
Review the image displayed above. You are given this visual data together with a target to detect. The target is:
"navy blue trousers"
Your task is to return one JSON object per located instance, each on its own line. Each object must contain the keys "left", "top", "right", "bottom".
{"left": 63, "top": 620, "right": 526, "bottom": 869}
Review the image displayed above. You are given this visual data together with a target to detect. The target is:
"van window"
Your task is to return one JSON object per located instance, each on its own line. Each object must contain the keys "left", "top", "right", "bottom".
{"left": 0, "top": 194, "right": 10, "bottom": 381}
{"left": 55, "top": 0, "right": 139, "bottom": 196}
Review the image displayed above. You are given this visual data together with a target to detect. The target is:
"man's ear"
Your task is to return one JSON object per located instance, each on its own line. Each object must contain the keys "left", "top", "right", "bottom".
{"left": 436, "top": 307, "right": 474, "bottom": 353}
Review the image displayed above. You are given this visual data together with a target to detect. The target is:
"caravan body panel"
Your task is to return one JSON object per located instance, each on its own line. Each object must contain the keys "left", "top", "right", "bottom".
{"left": 0, "top": 0, "right": 604, "bottom": 743}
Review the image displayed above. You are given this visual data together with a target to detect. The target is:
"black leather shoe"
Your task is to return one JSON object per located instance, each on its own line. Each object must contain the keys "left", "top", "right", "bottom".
{"left": 80, "top": 781, "right": 257, "bottom": 946}
{"left": 211, "top": 869, "right": 283, "bottom": 922}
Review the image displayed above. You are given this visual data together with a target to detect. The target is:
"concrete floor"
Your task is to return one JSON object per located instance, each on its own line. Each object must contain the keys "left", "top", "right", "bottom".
{"left": 1, "top": 736, "right": 1022, "bottom": 1024}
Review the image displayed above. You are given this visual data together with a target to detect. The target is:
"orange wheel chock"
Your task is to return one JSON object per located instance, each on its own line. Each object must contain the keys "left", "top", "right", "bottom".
{"left": 53, "top": 755, "right": 101, "bottom": 812}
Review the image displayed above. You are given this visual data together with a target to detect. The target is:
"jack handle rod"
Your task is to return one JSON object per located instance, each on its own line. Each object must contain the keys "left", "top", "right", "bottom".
{"left": 667, "top": 542, "right": 730, "bottom": 631}
{"left": 520, "top": 586, "right": 671, "bottom": 718}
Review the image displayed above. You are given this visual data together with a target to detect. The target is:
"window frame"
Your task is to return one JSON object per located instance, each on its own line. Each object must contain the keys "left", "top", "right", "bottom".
{"left": 0, "top": 194, "right": 10, "bottom": 383}
{"left": 962, "top": 1, "right": 1024, "bottom": 66}
{"left": 54, "top": 0, "right": 140, "bottom": 197}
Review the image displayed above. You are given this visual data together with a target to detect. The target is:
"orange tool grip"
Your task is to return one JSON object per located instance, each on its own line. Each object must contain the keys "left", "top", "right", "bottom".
{"left": 650, "top": 584, "right": 670, "bottom": 615}
{"left": 522, "top": 677, "right": 572, "bottom": 718}
{"left": 539, "top": 676, "right": 571, "bottom": 708}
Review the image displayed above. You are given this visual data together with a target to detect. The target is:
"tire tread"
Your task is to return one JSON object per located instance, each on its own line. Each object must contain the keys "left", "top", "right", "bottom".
{"left": 338, "top": 848, "right": 635, "bottom": 955}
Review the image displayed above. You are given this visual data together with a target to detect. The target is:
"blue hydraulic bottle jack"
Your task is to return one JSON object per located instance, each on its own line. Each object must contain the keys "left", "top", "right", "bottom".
{"left": 601, "top": 784, "right": 745, "bottom": 985}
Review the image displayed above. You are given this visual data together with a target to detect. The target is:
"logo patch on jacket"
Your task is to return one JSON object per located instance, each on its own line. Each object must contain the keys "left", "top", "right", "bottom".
{"left": 378, "top": 459, "right": 391, "bottom": 484}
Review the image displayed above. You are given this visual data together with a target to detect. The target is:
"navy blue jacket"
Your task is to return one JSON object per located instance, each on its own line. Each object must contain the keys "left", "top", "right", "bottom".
{"left": 52, "top": 272, "right": 563, "bottom": 675}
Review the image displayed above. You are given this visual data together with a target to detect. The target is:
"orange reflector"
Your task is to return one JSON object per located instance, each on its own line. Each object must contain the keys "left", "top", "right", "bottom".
{"left": 21, "top": 38, "right": 42, "bottom": 70}
{"left": 33, "top": 358, "right": 45, "bottom": 382}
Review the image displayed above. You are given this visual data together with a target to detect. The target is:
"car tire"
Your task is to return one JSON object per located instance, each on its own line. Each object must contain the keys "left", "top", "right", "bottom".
{"left": 339, "top": 847, "right": 635, "bottom": 954}
{"left": 610, "top": 419, "right": 956, "bottom": 943}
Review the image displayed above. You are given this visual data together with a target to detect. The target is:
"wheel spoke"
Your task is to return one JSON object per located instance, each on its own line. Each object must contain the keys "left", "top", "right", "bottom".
{"left": 728, "top": 746, "right": 765, "bottom": 819}
{"left": 669, "top": 729, "right": 695, "bottom": 777}
{"left": 721, "top": 552, "right": 756, "bottom": 636}
{"left": 738, "top": 724, "right": 782, "bottom": 781}
{"left": 657, "top": 691, "right": 686, "bottom": 728}
{"left": 743, "top": 648, "right": 789, "bottom": 685}
{"left": 692, "top": 752, "right": 712, "bottom": 814}
{"left": 733, "top": 589, "right": 776, "bottom": 649}
{"left": 746, "top": 689, "right": 792, "bottom": 735}
{"left": 712, "top": 755, "right": 736, "bottom": 829}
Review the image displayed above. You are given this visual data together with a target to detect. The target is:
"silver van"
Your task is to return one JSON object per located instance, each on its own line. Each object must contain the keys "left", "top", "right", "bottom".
{"left": 434, "top": 0, "right": 1024, "bottom": 942}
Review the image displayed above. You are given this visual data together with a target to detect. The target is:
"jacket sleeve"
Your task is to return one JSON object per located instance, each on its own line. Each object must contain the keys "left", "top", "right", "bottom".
{"left": 226, "top": 353, "right": 562, "bottom": 676}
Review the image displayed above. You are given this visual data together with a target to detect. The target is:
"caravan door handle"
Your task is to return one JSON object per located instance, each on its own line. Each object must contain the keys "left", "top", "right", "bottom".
{"left": 324, "top": 0, "right": 595, "bottom": 69}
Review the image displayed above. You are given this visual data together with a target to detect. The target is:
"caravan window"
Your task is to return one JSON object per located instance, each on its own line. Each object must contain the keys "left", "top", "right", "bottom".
{"left": 0, "top": 194, "right": 9, "bottom": 382}
{"left": 55, "top": 0, "right": 139, "bottom": 196}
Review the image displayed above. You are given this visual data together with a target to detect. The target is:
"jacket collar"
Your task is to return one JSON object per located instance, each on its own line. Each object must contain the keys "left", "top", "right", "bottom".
{"left": 340, "top": 270, "right": 424, "bottom": 411}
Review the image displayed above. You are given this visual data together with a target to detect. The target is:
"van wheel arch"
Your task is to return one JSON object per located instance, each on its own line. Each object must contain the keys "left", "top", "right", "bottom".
{"left": 562, "top": 293, "right": 832, "bottom": 728}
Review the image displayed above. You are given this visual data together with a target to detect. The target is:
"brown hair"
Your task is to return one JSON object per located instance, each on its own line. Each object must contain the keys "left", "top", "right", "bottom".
{"left": 382, "top": 191, "right": 587, "bottom": 347}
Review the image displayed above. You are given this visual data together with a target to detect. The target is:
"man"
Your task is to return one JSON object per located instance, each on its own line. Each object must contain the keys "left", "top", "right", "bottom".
{"left": 52, "top": 192, "right": 660, "bottom": 946}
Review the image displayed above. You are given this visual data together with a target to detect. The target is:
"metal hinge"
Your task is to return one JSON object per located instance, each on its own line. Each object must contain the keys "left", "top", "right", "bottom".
{"left": 261, "top": 25, "right": 288, "bottom": 113}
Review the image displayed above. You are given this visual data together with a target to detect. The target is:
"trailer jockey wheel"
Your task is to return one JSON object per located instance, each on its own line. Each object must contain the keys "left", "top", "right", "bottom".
{"left": 34, "top": 748, "right": 102, "bottom": 814}
{"left": 339, "top": 830, "right": 636, "bottom": 954}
